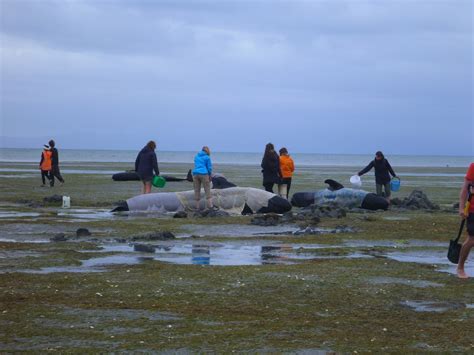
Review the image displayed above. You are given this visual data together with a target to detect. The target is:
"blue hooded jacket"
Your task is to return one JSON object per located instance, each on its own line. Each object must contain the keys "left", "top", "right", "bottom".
{"left": 192, "top": 150, "right": 212, "bottom": 176}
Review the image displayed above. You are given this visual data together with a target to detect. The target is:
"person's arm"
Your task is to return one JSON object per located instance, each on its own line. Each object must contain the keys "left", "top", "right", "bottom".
{"left": 358, "top": 161, "right": 374, "bottom": 176}
{"left": 40, "top": 153, "right": 44, "bottom": 168}
{"left": 135, "top": 153, "right": 140, "bottom": 172}
{"left": 152, "top": 152, "right": 159, "bottom": 176}
{"left": 386, "top": 160, "right": 396, "bottom": 177}
{"left": 275, "top": 154, "right": 281, "bottom": 177}
{"left": 459, "top": 179, "right": 471, "bottom": 218}
{"left": 207, "top": 156, "right": 213, "bottom": 177}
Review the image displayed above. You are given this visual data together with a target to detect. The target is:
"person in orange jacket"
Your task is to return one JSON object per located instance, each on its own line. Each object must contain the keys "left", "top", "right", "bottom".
{"left": 278, "top": 147, "right": 295, "bottom": 199}
{"left": 39, "top": 144, "right": 53, "bottom": 186}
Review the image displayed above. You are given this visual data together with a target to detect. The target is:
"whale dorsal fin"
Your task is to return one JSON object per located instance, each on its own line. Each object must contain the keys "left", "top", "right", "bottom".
{"left": 324, "top": 179, "right": 344, "bottom": 191}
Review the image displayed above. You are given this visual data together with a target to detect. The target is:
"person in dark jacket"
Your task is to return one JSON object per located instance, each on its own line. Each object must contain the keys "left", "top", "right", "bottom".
{"left": 357, "top": 151, "right": 397, "bottom": 201}
{"left": 48, "top": 140, "right": 65, "bottom": 187}
{"left": 135, "top": 140, "right": 160, "bottom": 194}
{"left": 261, "top": 143, "right": 280, "bottom": 193}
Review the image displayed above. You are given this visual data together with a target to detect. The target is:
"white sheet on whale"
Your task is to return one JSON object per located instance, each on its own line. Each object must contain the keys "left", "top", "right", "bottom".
{"left": 126, "top": 187, "right": 275, "bottom": 214}
{"left": 313, "top": 188, "right": 368, "bottom": 208}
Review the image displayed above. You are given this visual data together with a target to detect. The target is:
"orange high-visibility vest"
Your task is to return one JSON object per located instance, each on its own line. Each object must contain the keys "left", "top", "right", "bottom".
{"left": 279, "top": 155, "right": 295, "bottom": 178}
{"left": 40, "top": 150, "right": 52, "bottom": 171}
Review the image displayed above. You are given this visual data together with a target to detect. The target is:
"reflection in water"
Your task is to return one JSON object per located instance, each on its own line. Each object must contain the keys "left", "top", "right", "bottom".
{"left": 260, "top": 245, "right": 292, "bottom": 264}
{"left": 192, "top": 245, "right": 210, "bottom": 265}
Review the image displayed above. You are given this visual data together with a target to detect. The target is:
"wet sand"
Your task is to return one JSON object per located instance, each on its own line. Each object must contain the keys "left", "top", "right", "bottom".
{"left": 1, "top": 161, "right": 473, "bottom": 352}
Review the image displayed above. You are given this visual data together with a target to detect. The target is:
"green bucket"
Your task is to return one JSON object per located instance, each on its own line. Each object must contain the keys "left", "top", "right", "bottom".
{"left": 152, "top": 175, "right": 166, "bottom": 188}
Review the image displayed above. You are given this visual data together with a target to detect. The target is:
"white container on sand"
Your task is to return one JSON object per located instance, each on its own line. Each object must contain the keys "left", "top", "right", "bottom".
{"left": 62, "top": 196, "right": 71, "bottom": 208}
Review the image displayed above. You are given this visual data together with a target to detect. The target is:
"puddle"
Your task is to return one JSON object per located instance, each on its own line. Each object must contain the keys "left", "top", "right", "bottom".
{"left": 0, "top": 238, "right": 50, "bottom": 244}
{"left": 57, "top": 209, "right": 114, "bottom": 220}
{"left": 180, "top": 224, "right": 300, "bottom": 237}
{"left": 15, "top": 242, "right": 370, "bottom": 273}
{"left": 0, "top": 168, "right": 119, "bottom": 175}
{"left": 0, "top": 174, "right": 37, "bottom": 179}
{"left": 0, "top": 211, "right": 41, "bottom": 219}
{"left": 368, "top": 277, "right": 443, "bottom": 288}
{"left": 385, "top": 249, "right": 474, "bottom": 275}
{"left": 401, "top": 300, "right": 466, "bottom": 313}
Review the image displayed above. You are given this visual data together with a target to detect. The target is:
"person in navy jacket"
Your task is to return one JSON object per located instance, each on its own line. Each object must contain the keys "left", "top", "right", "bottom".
{"left": 135, "top": 140, "right": 160, "bottom": 194}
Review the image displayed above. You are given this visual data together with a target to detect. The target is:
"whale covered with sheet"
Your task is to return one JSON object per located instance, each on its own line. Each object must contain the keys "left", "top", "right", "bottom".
{"left": 291, "top": 179, "right": 389, "bottom": 211}
{"left": 112, "top": 187, "right": 292, "bottom": 215}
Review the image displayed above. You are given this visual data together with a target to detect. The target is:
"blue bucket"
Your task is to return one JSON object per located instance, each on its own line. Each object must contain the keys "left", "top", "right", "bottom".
{"left": 390, "top": 177, "right": 401, "bottom": 192}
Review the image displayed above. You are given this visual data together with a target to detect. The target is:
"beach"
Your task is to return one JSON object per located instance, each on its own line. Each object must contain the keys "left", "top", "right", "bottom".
{"left": 1, "top": 151, "right": 473, "bottom": 352}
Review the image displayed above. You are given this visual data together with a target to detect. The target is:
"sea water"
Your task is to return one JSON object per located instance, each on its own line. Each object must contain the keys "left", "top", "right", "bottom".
{"left": 0, "top": 148, "right": 471, "bottom": 167}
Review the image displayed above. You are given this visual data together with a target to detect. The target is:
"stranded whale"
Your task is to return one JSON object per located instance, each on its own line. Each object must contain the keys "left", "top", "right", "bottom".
{"left": 112, "top": 187, "right": 292, "bottom": 215}
{"left": 291, "top": 179, "right": 389, "bottom": 211}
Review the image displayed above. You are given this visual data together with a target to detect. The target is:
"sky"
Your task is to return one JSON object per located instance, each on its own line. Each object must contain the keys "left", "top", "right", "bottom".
{"left": 0, "top": 0, "right": 472, "bottom": 155}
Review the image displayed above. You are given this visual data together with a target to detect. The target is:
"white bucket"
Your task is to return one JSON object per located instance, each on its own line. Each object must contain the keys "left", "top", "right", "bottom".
{"left": 350, "top": 175, "right": 362, "bottom": 188}
{"left": 62, "top": 196, "right": 71, "bottom": 208}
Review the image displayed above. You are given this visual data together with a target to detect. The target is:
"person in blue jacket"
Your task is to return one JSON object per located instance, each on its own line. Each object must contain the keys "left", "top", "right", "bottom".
{"left": 135, "top": 140, "right": 160, "bottom": 194}
{"left": 192, "top": 146, "right": 215, "bottom": 210}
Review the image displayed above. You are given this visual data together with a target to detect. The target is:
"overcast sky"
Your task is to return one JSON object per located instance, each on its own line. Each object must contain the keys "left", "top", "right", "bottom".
{"left": 0, "top": 0, "right": 472, "bottom": 155}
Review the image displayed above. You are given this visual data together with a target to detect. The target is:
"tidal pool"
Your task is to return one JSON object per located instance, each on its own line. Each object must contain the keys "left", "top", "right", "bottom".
{"left": 14, "top": 242, "right": 370, "bottom": 273}
{"left": 385, "top": 249, "right": 474, "bottom": 276}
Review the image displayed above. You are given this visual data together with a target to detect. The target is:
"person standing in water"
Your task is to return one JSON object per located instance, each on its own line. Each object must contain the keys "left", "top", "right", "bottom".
{"left": 357, "top": 151, "right": 397, "bottom": 202}
{"left": 135, "top": 140, "right": 160, "bottom": 194}
{"left": 261, "top": 143, "right": 280, "bottom": 193}
{"left": 48, "top": 140, "right": 65, "bottom": 186}
{"left": 192, "top": 146, "right": 215, "bottom": 211}
{"left": 39, "top": 144, "right": 52, "bottom": 186}
{"left": 457, "top": 163, "right": 474, "bottom": 279}
{"left": 278, "top": 147, "right": 294, "bottom": 199}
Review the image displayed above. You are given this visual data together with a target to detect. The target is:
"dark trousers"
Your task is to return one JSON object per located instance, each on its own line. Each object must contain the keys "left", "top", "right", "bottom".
{"left": 50, "top": 166, "right": 64, "bottom": 186}
{"left": 263, "top": 182, "right": 274, "bottom": 193}
{"left": 41, "top": 170, "right": 51, "bottom": 185}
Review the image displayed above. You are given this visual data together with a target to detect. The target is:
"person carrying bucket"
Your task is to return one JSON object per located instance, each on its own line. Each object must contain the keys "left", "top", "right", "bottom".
{"left": 457, "top": 162, "right": 474, "bottom": 279}
{"left": 39, "top": 144, "right": 52, "bottom": 186}
{"left": 135, "top": 140, "right": 160, "bottom": 194}
{"left": 278, "top": 147, "right": 295, "bottom": 199}
{"left": 357, "top": 151, "right": 397, "bottom": 202}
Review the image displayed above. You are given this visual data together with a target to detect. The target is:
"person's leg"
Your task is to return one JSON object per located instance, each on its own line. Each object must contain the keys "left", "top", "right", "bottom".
{"left": 50, "top": 168, "right": 56, "bottom": 187}
{"left": 263, "top": 182, "right": 274, "bottom": 193}
{"left": 193, "top": 175, "right": 202, "bottom": 210}
{"left": 384, "top": 183, "right": 392, "bottom": 203}
{"left": 457, "top": 214, "right": 474, "bottom": 279}
{"left": 56, "top": 167, "right": 65, "bottom": 183}
{"left": 203, "top": 175, "right": 213, "bottom": 209}
{"left": 376, "top": 183, "right": 383, "bottom": 196}
{"left": 51, "top": 166, "right": 64, "bottom": 185}
{"left": 278, "top": 184, "right": 287, "bottom": 199}
{"left": 144, "top": 181, "right": 152, "bottom": 194}
{"left": 286, "top": 178, "right": 292, "bottom": 199}
{"left": 41, "top": 170, "right": 46, "bottom": 185}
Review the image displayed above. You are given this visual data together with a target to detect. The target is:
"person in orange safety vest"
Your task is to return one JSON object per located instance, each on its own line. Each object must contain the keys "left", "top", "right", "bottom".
{"left": 39, "top": 144, "right": 53, "bottom": 186}
{"left": 278, "top": 147, "right": 295, "bottom": 199}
